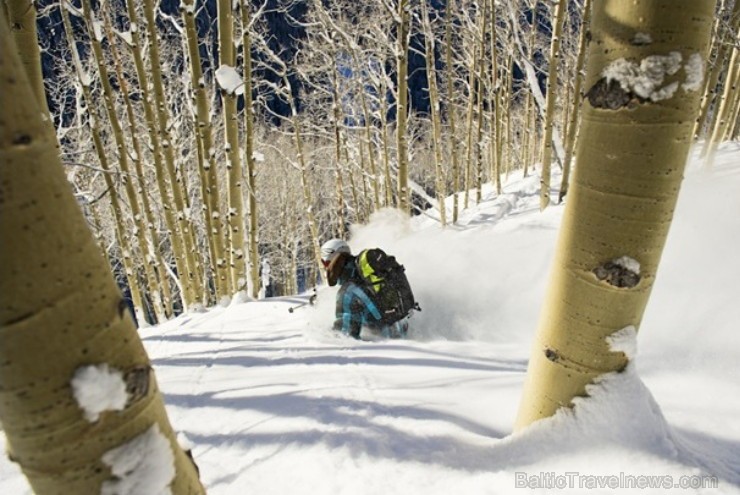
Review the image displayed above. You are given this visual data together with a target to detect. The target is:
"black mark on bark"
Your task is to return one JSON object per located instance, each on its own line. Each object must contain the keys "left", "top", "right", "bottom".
{"left": 124, "top": 366, "right": 151, "bottom": 406}
{"left": 12, "top": 134, "right": 32, "bottom": 145}
{"left": 586, "top": 78, "right": 646, "bottom": 109}
{"left": 593, "top": 261, "right": 640, "bottom": 288}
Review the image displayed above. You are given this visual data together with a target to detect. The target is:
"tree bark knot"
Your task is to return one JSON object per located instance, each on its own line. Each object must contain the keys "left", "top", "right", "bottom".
{"left": 544, "top": 348, "right": 559, "bottom": 362}
{"left": 593, "top": 261, "right": 640, "bottom": 288}
{"left": 586, "top": 78, "right": 644, "bottom": 110}
{"left": 12, "top": 134, "right": 32, "bottom": 146}
{"left": 124, "top": 366, "right": 151, "bottom": 406}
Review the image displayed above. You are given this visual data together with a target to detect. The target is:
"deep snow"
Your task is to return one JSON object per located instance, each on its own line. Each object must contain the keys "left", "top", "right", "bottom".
{"left": 2, "top": 144, "right": 739, "bottom": 494}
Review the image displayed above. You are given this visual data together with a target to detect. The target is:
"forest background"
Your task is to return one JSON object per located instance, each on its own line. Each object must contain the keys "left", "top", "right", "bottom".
{"left": 24, "top": 0, "right": 740, "bottom": 326}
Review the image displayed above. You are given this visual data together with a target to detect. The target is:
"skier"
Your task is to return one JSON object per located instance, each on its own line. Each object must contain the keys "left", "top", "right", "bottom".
{"left": 320, "top": 239, "right": 417, "bottom": 340}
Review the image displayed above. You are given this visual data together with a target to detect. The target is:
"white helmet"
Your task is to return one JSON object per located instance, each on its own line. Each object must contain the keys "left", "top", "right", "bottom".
{"left": 320, "top": 239, "right": 351, "bottom": 264}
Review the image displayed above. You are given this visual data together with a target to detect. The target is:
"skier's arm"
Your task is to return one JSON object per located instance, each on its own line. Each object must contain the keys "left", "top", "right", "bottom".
{"left": 350, "top": 286, "right": 383, "bottom": 321}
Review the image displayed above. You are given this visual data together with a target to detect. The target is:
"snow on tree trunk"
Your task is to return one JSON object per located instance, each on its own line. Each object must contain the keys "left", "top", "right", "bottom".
{"left": 141, "top": 0, "right": 202, "bottom": 307}
{"left": 60, "top": 4, "right": 149, "bottom": 325}
{"left": 124, "top": 0, "right": 200, "bottom": 308}
{"left": 181, "top": 0, "right": 230, "bottom": 300}
{"left": 218, "top": 0, "right": 249, "bottom": 294}
{"left": 515, "top": 0, "right": 715, "bottom": 430}
{"left": 81, "top": 0, "right": 166, "bottom": 324}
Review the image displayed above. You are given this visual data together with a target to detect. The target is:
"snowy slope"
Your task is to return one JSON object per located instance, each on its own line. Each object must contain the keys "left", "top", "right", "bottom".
{"left": 2, "top": 144, "right": 739, "bottom": 494}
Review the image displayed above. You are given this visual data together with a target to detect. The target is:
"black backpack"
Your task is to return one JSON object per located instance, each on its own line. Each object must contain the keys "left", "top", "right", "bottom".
{"left": 355, "top": 248, "right": 420, "bottom": 325}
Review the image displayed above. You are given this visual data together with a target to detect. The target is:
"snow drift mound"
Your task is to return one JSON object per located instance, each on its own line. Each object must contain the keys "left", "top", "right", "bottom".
{"left": 491, "top": 328, "right": 740, "bottom": 490}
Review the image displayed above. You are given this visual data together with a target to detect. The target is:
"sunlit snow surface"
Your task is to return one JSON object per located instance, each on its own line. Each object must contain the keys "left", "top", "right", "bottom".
{"left": 2, "top": 144, "right": 739, "bottom": 494}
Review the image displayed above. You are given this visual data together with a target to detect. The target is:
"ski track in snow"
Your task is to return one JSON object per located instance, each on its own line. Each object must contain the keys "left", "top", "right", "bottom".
{"left": 2, "top": 144, "right": 740, "bottom": 494}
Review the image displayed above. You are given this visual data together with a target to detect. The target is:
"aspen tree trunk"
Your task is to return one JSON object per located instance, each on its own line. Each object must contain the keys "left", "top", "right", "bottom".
{"left": 356, "top": 77, "right": 381, "bottom": 214}
{"left": 493, "top": 53, "right": 508, "bottom": 186}
{"left": 521, "top": 90, "right": 533, "bottom": 175}
{"left": 710, "top": 50, "right": 740, "bottom": 143}
{"left": 422, "top": 0, "right": 447, "bottom": 225}
{"left": 217, "top": 0, "right": 248, "bottom": 293}
{"left": 693, "top": 0, "right": 739, "bottom": 139}
{"left": 329, "top": 67, "right": 347, "bottom": 237}
{"left": 60, "top": 4, "right": 147, "bottom": 324}
{"left": 289, "top": 234, "right": 299, "bottom": 295}
{"left": 0, "top": 14, "right": 205, "bottom": 492}
{"left": 728, "top": 89, "right": 740, "bottom": 139}
{"left": 701, "top": 11, "right": 740, "bottom": 155}
{"left": 357, "top": 131, "right": 371, "bottom": 219}
{"left": 516, "top": 0, "right": 714, "bottom": 430}
{"left": 704, "top": 36, "right": 739, "bottom": 168}
{"left": 335, "top": 93, "right": 362, "bottom": 223}
{"left": 194, "top": 135, "right": 219, "bottom": 302}
{"left": 181, "top": 0, "right": 229, "bottom": 300}
{"left": 81, "top": 0, "right": 164, "bottom": 323}
{"left": 522, "top": 2, "right": 539, "bottom": 178}
{"left": 559, "top": 0, "right": 592, "bottom": 203}
{"left": 474, "top": 64, "right": 486, "bottom": 204}
{"left": 463, "top": 4, "right": 486, "bottom": 209}
{"left": 488, "top": 0, "right": 502, "bottom": 194}
{"left": 539, "top": 0, "right": 567, "bottom": 211}
{"left": 496, "top": 68, "right": 505, "bottom": 180}
{"left": 5, "top": 0, "right": 47, "bottom": 114}
{"left": 701, "top": 18, "right": 737, "bottom": 149}
{"left": 79, "top": 1, "right": 166, "bottom": 323}
{"left": 175, "top": 148, "right": 206, "bottom": 304}
{"left": 475, "top": 4, "right": 489, "bottom": 204}
{"left": 396, "top": 0, "right": 411, "bottom": 214}
{"left": 381, "top": 73, "right": 394, "bottom": 208}
{"left": 124, "top": 0, "right": 200, "bottom": 307}
{"left": 104, "top": 15, "right": 174, "bottom": 318}
{"left": 502, "top": 53, "right": 514, "bottom": 175}
{"left": 346, "top": 156, "right": 362, "bottom": 224}
{"left": 561, "top": 78, "right": 571, "bottom": 152}
{"left": 293, "top": 114, "right": 324, "bottom": 282}
{"left": 445, "top": 0, "right": 462, "bottom": 222}
{"left": 141, "top": 0, "right": 201, "bottom": 306}
{"left": 240, "top": 0, "right": 260, "bottom": 298}
{"left": 100, "top": 154, "right": 147, "bottom": 325}
{"left": 334, "top": 166, "right": 346, "bottom": 237}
